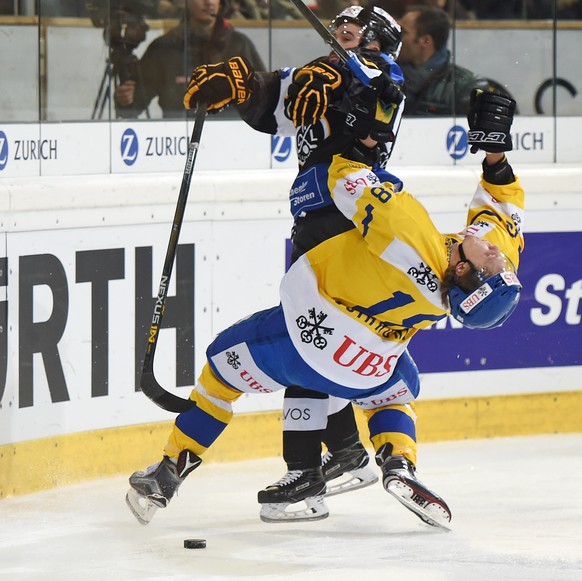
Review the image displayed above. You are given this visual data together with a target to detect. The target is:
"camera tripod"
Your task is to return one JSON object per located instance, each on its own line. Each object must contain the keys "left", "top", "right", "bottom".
{"left": 92, "top": 49, "right": 150, "bottom": 120}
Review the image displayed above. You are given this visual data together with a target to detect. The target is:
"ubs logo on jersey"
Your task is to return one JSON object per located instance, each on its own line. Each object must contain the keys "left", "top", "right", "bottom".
{"left": 0, "top": 131, "right": 8, "bottom": 171}
{"left": 272, "top": 135, "right": 292, "bottom": 163}
{"left": 296, "top": 308, "right": 334, "bottom": 349}
{"left": 447, "top": 125, "right": 469, "bottom": 160}
{"left": 333, "top": 335, "right": 398, "bottom": 378}
{"left": 121, "top": 128, "right": 139, "bottom": 166}
{"left": 352, "top": 387, "right": 410, "bottom": 408}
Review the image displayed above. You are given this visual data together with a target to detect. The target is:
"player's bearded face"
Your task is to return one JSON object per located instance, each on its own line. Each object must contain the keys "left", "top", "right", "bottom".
{"left": 460, "top": 235, "right": 507, "bottom": 277}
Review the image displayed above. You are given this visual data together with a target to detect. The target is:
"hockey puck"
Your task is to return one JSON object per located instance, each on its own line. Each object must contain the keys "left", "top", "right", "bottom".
{"left": 183, "top": 538, "right": 206, "bottom": 549}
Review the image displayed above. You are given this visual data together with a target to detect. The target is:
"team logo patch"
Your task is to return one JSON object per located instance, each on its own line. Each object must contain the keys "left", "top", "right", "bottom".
{"left": 296, "top": 308, "right": 334, "bottom": 350}
{"left": 226, "top": 350, "right": 241, "bottom": 369}
{"left": 407, "top": 262, "right": 438, "bottom": 292}
{"left": 296, "top": 125, "right": 321, "bottom": 165}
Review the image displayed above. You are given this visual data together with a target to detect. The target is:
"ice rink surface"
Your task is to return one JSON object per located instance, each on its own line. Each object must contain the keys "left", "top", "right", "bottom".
{"left": 1, "top": 433, "right": 581, "bottom": 581}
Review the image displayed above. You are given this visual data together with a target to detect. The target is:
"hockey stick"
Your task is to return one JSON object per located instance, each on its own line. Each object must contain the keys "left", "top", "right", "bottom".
{"left": 287, "top": 0, "right": 381, "bottom": 86}
{"left": 140, "top": 104, "right": 206, "bottom": 413}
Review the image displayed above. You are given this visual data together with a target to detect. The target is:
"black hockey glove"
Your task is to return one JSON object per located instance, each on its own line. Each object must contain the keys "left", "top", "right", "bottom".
{"left": 467, "top": 88, "right": 516, "bottom": 153}
{"left": 183, "top": 56, "right": 254, "bottom": 113}
{"left": 344, "top": 76, "right": 404, "bottom": 142}
{"left": 284, "top": 60, "right": 343, "bottom": 127}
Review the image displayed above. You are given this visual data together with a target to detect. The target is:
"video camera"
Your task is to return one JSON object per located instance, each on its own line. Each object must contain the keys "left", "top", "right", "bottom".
{"left": 86, "top": 1, "right": 159, "bottom": 82}
{"left": 87, "top": 0, "right": 160, "bottom": 118}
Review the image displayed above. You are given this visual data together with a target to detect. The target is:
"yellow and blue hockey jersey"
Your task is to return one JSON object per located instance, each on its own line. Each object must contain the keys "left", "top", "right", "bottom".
{"left": 279, "top": 154, "right": 525, "bottom": 392}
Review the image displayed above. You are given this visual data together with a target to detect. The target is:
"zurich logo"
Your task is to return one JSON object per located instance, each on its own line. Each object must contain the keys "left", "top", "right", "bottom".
{"left": 121, "top": 128, "right": 139, "bottom": 166}
{"left": 0, "top": 131, "right": 8, "bottom": 171}
{"left": 447, "top": 125, "right": 468, "bottom": 160}
{"left": 272, "top": 135, "right": 292, "bottom": 163}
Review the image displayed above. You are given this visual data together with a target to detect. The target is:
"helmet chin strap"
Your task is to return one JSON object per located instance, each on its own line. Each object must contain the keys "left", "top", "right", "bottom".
{"left": 457, "top": 242, "right": 476, "bottom": 273}
{"left": 457, "top": 241, "right": 468, "bottom": 263}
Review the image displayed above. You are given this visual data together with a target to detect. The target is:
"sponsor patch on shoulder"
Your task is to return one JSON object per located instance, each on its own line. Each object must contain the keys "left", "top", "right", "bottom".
{"left": 460, "top": 283, "right": 492, "bottom": 313}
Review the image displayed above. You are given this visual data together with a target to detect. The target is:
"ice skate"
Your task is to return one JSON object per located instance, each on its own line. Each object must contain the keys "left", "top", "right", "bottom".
{"left": 125, "top": 449, "right": 202, "bottom": 525}
{"left": 376, "top": 445, "right": 452, "bottom": 531}
{"left": 258, "top": 467, "right": 328, "bottom": 523}
{"left": 322, "top": 441, "right": 379, "bottom": 496}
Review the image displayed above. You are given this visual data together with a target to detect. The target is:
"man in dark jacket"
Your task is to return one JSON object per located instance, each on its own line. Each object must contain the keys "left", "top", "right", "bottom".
{"left": 398, "top": 5, "right": 489, "bottom": 115}
{"left": 114, "top": 0, "right": 265, "bottom": 118}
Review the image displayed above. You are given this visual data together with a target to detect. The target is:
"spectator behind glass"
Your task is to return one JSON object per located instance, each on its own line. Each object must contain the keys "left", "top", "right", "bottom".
{"left": 114, "top": 0, "right": 265, "bottom": 118}
{"left": 397, "top": 5, "right": 489, "bottom": 115}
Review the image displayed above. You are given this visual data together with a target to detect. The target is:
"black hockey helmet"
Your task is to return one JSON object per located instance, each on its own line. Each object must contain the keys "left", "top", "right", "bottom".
{"left": 330, "top": 5, "right": 402, "bottom": 60}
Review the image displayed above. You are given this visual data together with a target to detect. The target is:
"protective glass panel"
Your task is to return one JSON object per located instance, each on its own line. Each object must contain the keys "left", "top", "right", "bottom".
{"left": 2, "top": 0, "right": 582, "bottom": 174}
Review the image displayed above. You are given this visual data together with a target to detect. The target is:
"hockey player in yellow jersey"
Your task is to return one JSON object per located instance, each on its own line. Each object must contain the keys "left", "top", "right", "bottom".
{"left": 126, "top": 89, "right": 522, "bottom": 530}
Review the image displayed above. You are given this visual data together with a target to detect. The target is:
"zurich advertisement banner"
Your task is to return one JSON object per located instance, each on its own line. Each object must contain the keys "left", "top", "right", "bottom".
{"left": 410, "top": 231, "right": 582, "bottom": 372}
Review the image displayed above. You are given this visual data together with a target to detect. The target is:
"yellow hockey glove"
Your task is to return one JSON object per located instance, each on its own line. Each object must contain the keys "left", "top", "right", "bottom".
{"left": 284, "top": 60, "right": 343, "bottom": 127}
{"left": 183, "top": 56, "right": 254, "bottom": 113}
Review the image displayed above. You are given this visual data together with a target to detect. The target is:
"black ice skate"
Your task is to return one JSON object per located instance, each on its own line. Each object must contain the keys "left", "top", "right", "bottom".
{"left": 125, "top": 449, "right": 202, "bottom": 525}
{"left": 322, "top": 441, "right": 379, "bottom": 496}
{"left": 376, "top": 445, "right": 452, "bottom": 531}
{"left": 258, "top": 467, "right": 328, "bottom": 523}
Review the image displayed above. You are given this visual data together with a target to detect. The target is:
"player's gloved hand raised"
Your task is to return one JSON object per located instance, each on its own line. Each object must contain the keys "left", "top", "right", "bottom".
{"left": 344, "top": 75, "right": 404, "bottom": 142}
{"left": 284, "top": 60, "right": 343, "bottom": 127}
{"left": 183, "top": 56, "right": 254, "bottom": 113}
{"left": 467, "top": 88, "right": 516, "bottom": 153}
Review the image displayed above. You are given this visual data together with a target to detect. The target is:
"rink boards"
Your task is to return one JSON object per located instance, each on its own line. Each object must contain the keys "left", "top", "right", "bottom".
{"left": 1, "top": 160, "right": 581, "bottom": 497}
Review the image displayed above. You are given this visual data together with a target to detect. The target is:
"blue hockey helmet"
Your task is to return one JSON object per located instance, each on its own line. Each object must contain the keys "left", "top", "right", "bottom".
{"left": 330, "top": 5, "right": 402, "bottom": 60}
{"left": 448, "top": 256, "right": 522, "bottom": 330}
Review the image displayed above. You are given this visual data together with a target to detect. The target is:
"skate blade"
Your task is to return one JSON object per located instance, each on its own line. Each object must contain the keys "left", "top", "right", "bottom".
{"left": 326, "top": 465, "right": 379, "bottom": 497}
{"left": 125, "top": 488, "right": 159, "bottom": 526}
{"left": 259, "top": 495, "right": 329, "bottom": 523}
{"left": 386, "top": 480, "right": 452, "bottom": 532}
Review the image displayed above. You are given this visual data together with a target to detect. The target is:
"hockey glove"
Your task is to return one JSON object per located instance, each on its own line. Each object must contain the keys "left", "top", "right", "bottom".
{"left": 344, "top": 77, "right": 404, "bottom": 142}
{"left": 467, "top": 88, "right": 516, "bottom": 153}
{"left": 183, "top": 56, "right": 254, "bottom": 113}
{"left": 284, "top": 61, "right": 343, "bottom": 127}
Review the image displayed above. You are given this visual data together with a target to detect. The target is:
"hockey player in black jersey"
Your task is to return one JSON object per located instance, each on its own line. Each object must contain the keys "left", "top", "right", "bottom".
{"left": 180, "top": 5, "right": 455, "bottom": 526}
{"left": 181, "top": 5, "right": 416, "bottom": 524}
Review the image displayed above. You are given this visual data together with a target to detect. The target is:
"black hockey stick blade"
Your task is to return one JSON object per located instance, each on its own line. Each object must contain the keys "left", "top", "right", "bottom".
{"left": 287, "top": 0, "right": 380, "bottom": 87}
{"left": 140, "top": 104, "right": 207, "bottom": 413}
